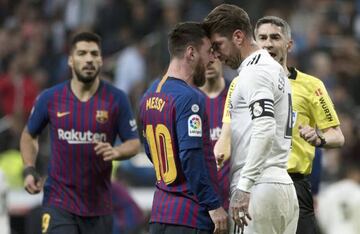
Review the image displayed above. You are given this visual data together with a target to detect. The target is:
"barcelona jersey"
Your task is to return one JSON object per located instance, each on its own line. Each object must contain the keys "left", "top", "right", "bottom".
{"left": 202, "top": 81, "right": 230, "bottom": 210}
{"left": 27, "top": 80, "right": 138, "bottom": 216}
{"left": 139, "top": 77, "right": 220, "bottom": 230}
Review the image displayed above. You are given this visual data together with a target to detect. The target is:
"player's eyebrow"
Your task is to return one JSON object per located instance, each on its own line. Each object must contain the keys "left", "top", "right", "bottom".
{"left": 212, "top": 42, "right": 220, "bottom": 51}
{"left": 76, "top": 49, "right": 100, "bottom": 54}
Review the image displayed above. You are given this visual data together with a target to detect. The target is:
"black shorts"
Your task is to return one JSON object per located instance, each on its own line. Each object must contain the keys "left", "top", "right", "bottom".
{"left": 41, "top": 206, "right": 113, "bottom": 234}
{"left": 149, "top": 223, "right": 211, "bottom": 234}
{"left": 290, "top": 173, "right": 319, "bottom": 234}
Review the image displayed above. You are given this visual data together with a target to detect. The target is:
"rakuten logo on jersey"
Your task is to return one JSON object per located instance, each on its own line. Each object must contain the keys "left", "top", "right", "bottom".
{"left": 58, "top": 129, "right": 106, "bottom": 144}
{"left": 210, "top": 127, "right": 222, "bottom": 141}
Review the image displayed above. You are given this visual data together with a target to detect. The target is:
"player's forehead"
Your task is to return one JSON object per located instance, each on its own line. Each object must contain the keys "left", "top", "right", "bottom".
{"left": 73, "top": 41, "right": 100, "bottom": 52}
{"left": 200, "top": 37, "right": 212, "bottom": 50}
{"left": 210, "top": 33, "right": 228, "bottom": 44}
{"left": 256, "top": 23, "right": 284, "bottom": 36}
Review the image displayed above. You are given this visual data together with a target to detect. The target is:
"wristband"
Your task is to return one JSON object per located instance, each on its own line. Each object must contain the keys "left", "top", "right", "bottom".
{"left": 23, "top": 166, "right": 41, "bottom": 183}
{"left": 316, "top": 132, "right": 327, "bottom": 148}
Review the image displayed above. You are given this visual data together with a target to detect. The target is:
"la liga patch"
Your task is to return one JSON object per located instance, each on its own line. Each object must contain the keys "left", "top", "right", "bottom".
{"left": 188, "top": 114, "right": 202, "bottom": 137}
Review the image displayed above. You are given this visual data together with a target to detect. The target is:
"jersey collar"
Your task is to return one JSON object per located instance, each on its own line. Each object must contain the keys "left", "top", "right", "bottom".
{"left": 288, "top": 67, "right": 297, "bottom": 80}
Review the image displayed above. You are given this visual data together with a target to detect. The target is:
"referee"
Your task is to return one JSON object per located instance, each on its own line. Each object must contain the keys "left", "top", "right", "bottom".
{"left": 254, "top": 16, "right": 345, "bottom": 234}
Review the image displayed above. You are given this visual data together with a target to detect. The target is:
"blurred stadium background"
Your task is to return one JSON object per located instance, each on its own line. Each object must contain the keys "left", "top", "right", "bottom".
{"left": 0, "top": 0, "right": 359, "bottom": 233}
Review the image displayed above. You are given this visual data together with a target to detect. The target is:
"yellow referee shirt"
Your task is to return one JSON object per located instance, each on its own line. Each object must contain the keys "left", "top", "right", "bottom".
{"left": 222, "top": 77, "right": 238, "bottom": 124}
{"left": 221, "top": 67, "right": 340, "bottom": 175}
{"left": 287, "top": 67, "right": 340, "bottom": 174}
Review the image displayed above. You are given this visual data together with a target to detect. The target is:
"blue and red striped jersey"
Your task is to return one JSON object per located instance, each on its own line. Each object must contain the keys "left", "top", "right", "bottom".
{"left": 112, "top": 181, "right": 145, "bottom": 232}
{"left": 202, "top": 81, "right": 230, "bottom": 210}
{"left": 27, "top": 80, "right": 138, "bottom": 216}
{"left": 139, "top": 77, "right": 221, "bottom": 230}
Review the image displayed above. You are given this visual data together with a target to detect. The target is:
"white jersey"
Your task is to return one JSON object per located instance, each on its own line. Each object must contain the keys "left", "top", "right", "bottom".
{"left": 230, "top": 49, "right": 293, "bottom": 193}
{"left": 317, "top": 179, "right": 360, "bottom": 234}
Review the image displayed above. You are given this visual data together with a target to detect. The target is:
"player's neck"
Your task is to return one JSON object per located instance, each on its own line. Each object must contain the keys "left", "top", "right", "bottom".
{"left": 166, "top": 58, "right": 194, "bottom": 86}
{"left": 284, "top": 65, "right": 290, "bottom": 77}
{"left": 241, "top": 40, "right": 261, "bottom": 62}
{"left": 200, "top": 77, "right": 225, "bottom": 98}
{"left": 70, "top": 78, "right": 100, "bottom": 102}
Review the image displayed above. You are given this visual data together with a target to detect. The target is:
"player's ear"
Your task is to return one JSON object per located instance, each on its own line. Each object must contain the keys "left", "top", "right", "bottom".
{"left": 287, "top": 39, "right": 294, "bottom": 52}
{"left": 185, "top": 45, "right": 196, "bottom": 61}
{"left": 68, "top": 56, "right": 73, "bottom": 68}
{"left": 232, "top": 29, "right": 244, "bottom": 46}
{"left": 99, "top": 56, "right": 103, "bottom": 67}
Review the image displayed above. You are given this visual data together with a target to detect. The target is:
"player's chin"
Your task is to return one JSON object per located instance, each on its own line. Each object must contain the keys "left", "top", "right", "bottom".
{"left": 227, "top": 61, "right": 239, "bottom": 70}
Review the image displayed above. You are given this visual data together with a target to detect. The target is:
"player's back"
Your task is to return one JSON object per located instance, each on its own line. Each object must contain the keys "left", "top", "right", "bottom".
{"left": 139, "top": 77, "right": 217, "bottom": 230}
{"left": 140, "top": 77, "right": 202, "bottom": 192}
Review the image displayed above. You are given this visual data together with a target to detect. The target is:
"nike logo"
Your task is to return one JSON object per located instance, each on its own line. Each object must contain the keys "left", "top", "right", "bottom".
{"left": 57, "top": 111, "right": 70, "bottom": 118}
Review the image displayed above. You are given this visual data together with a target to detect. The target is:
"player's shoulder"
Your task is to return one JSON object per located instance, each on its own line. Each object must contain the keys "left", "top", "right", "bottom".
{"left": 101, "top": 80, "right": 129, "bottom": 100}
{"left": 241, "top": 50, "right": 282, "bottom": 78}
{"left": 294, "top": 68, "right": 324, "bottom": 86}
{"left": 165, "top": 77, "right": 198, "bottom": 98}
{"left": 36, "top": 80, "right": 69, "bottom": 102}
{"left": 102, "top": 80, "right": 125, "bottom": 94}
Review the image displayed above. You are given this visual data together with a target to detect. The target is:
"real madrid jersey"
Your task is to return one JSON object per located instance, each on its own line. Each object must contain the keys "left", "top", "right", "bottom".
{"left": 230, "top": 49, "right": 293, "bottom": 193}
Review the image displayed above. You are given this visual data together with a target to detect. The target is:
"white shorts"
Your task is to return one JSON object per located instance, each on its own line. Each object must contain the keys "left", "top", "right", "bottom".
{"left": 230, "top": 183, "right": 299, "bottom": 234}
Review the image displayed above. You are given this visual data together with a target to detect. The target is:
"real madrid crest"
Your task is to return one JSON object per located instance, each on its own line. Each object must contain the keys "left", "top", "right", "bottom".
{"left": 96, "top": 110, "right": 109, "bottom": 124}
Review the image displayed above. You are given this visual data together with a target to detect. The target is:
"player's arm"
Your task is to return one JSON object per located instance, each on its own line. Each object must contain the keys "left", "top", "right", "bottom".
{"left": 236, "top": 73, "right": 276, "bottom": 192}
{"left": 299, "top": 81, "right": 344, "bottom": 148}
{"left": 179, "top": 148, "right": 228, "bottom": 231}
{"left": 299, "top": 125, "right": 344, "bottom": 148}
{"left": 20, "top": 127, "right": 39, "bottom": 168}
{"left": 94, "top": 138, "right": 140, "bottom": 161}
{"left": 213, "top": 122, "right": 231, "bottom": 168}
{"left": 20, "top": 126, "right": 42, "bottom": 194}
{"left": 20, "top": 91, "right": 49, "bottom": 194}
{"left": 177, "top": 95, "right": 227, "bottom": 231}
{"left": 230, "top": 72, "right": 275, "bottom": 228}
{"left": 213, "top": 77, "right": 237, "bottom": 168}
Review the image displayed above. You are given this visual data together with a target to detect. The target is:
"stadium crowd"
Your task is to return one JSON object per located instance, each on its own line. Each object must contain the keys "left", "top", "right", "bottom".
{"left": 0, "top": 0, "right": 359, "bottom": 233}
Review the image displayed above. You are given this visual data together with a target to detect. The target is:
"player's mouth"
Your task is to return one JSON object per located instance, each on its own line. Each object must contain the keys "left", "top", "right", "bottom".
{"left": 83, "top": 66, "right": 95, "bottom": 71}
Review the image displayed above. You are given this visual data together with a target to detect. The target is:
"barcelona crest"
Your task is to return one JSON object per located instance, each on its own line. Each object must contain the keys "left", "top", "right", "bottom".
{"left": 96, "top": 110, "right": 109, "bottom": 124}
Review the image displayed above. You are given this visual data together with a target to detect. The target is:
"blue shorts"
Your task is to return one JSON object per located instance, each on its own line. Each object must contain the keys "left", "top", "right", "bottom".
{"left": 41, "top": 206, "right": 113, "bottom": 234}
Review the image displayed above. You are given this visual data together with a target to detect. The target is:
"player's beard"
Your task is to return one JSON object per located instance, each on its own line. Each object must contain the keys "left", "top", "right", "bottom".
{"left": 193, "top": 59, "right": 206, "bottom": 87}
{"left": 74, "top": 66, "right": 100, "bottom": 84}
{"left": 225, "top": 43, "right": 242, "bottom": 70}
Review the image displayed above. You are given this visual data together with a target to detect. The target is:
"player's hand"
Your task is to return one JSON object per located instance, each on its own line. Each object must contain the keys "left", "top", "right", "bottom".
{"left": 213, "top": 139, "right": 230, "bottom": 170}
{"left": 208, "top": 206, "right": 228, "bottom": 233}
{"left": 299, "top": 125, "right": 320, "bottom": 146}
{"left": 94, "top": 141, "right": 119, "bottom": 161}
{"left": 24, "top": 174, "right": 43, "bottom": 194}
{"left": 229, "top": 189, "right": 252, "bottom": 232}
{"left": 215, "top": 153, "right": 225, "bottom": 170}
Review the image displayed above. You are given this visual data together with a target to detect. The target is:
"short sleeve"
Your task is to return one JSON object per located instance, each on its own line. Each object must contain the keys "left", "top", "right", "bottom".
{"left": 27, "top": 90, "right": 50, "bottom": 136}
{"left": 310, "top": 81, "right": 340, "bottom": 130}
{"left": 116, "top": 91, "right": 139, "bottom": 141}
{"left": 175, "top": 92, "right": 205, "bottom": 150}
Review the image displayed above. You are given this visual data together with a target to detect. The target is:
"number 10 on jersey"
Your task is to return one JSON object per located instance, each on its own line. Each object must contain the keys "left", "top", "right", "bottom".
{"left": 145, "top": 124, "right": 177, "bottom": 184}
